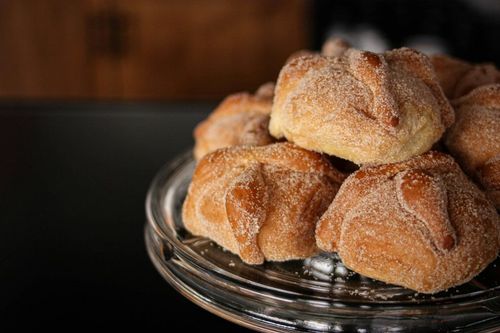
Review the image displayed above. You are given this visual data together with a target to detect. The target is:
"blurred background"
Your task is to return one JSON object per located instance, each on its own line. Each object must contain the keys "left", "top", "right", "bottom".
{"left": 1, "top": 0, "right": 499, "bottom": 101}
{"left": 1, "top": 2, "right": 499, "bottom": 329}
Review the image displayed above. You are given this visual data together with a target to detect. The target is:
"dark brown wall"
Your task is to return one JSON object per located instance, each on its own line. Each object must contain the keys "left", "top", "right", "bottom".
{"left": 0, "top": 0, "right": 310, "bottom": 100}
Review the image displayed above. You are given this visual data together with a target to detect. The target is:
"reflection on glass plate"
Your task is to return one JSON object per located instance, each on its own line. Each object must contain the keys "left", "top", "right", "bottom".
{"left": 145, "top": 151, "right": 500, "bottom": 332}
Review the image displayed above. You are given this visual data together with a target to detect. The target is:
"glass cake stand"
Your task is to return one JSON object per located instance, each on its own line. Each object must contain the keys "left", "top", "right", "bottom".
{"left": 145, "top": 150, "right": 500, "bottom": 332}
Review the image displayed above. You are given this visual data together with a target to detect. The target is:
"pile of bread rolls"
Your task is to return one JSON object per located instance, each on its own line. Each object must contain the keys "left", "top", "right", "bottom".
{"left": 182, "top": 38, "right": 500, "bottom": 294}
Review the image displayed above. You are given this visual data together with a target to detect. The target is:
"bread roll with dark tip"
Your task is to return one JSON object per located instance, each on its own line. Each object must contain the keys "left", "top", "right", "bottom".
{"left": 316, "top": 151, "right": 500, "bottom": 293}
{"left": 183, "top": 142, "right": 346, "bottom": 265}
{"left": 270, "top": 47, "right": 454, "bottom": 165}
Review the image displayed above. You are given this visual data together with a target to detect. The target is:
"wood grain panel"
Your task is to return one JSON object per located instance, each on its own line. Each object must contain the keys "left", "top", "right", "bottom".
{"left": 116, "top": 0, "right": 310, "bottom": 99}
{"left": 0, "top": 1, "right": 91, "bottom": 98}
{"left": 0, "top": 0, "right": 310, "bottom": 100}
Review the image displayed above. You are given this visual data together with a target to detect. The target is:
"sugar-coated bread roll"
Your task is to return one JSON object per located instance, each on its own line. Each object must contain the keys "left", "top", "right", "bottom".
{"left": 270, "top": 47, "right": 454, "bottom": 165}
{"left": 315, "top": 151, "right": 500, "bottom": 293}
{"left": 193, "top": 83, "right": 275, "bottom": 160}
{"left": 431, "top": 54, "right": 500, "bottom": 100}
{"left": 445, "top": 84, "right": 500, "bottom": 208}
{"left": 183, "top": 142, "right": 345, "bottom": 265}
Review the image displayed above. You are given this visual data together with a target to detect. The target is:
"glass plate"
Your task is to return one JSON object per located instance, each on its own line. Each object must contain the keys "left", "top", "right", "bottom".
{"left": 145, "top": 151, "right": 500, "bottom": 332}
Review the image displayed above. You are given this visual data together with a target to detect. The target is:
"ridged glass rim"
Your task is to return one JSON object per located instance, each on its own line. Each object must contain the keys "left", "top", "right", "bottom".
{"left": 145, "top": 150, "right": 500, "bottom": 310}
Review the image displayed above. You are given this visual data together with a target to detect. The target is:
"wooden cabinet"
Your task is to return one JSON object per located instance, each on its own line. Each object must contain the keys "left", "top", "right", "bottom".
{"left": 0, "top": 0, "right": 310, "bottom": 100}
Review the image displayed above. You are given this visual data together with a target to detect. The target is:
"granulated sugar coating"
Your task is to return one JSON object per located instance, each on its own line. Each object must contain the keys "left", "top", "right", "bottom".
{"left": 193, "top": 88, "right": 275, "bottom": 160}
{"left": 182, "top": 142, "right": 345, "bottom": 265}
{"left": 445, "top": 84, "right": 500, "bottom": 209}
{"left": 269, "top": 47, "right": 454, "bottom": 165}
{"left": 181, "top": 45, "right": 500, "bottom": 297}
{"left": 431, "top": 54, "right": 500, "bottom": 99}
{"left": 316, "top": 151, "right": 500, "bottom": 293}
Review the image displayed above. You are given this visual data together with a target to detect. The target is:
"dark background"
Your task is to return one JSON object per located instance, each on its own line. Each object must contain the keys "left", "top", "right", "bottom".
{"left": 0, "top": 102, "right": 257, "bottom": 330}
{"left": 1, "top": 0, "right": 499, "bottom": 331}
{"left": 313, "top": 0, "right": 500, "bottom": 63}
{"left": 1, "top": 0, "right": 499, "bottom": 101}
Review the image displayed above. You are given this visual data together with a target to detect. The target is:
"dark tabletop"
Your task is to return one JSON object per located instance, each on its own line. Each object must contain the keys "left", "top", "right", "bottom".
{"left": 0, "top": 102, "right": 253, "bottom": 331}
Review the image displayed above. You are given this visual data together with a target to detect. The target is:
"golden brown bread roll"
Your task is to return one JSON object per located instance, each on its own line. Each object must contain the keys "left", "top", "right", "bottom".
{"left": 431, "top": 54, "right": 500, "bottom": 99}
{"left": 193, "top": 83, "right": 275, "bottom": 160}
{"left": 316, "top": 151, "right": 500, "bottom": 293}
{"left": 444, "top": 84, "right": 500, "bottom": 208}
{"left": 183, "top": 142, "right": 346, "bottom": 265}
{"left": 479, "top": 157, "right": 500, "bottom": 209}
{"left": 270, "top": 47, "right": 454, "bottom": 165}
